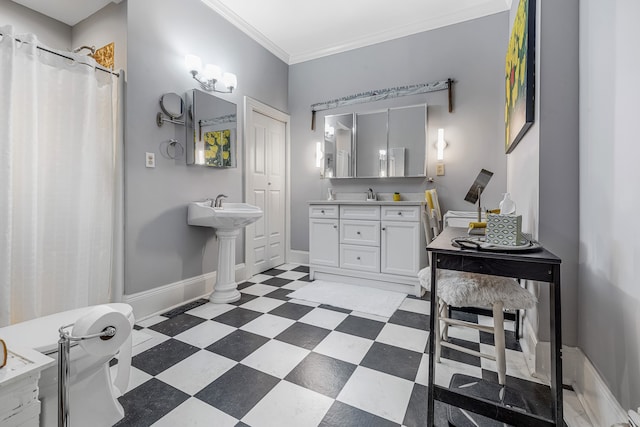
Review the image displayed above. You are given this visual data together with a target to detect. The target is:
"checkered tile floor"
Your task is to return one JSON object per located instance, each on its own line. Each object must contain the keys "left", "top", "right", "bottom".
{"left": 111, "top": 264, "right": 565, "bottom": 427}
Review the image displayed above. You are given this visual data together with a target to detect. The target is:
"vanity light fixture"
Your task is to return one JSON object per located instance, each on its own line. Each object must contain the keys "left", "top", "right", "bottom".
{"left": 185, "top": 54, "right": 237, "bottom": 93}
{"left": 436, "top": 128, "right": 448, "bottom": 161}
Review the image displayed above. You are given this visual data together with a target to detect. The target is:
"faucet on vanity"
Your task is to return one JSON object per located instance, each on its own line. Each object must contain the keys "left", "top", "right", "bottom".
{"left": 214, "top": 194, "right": 228, "bottom": 208}
{"left": 366, "top": 188, "right": 376, "bottom": 201}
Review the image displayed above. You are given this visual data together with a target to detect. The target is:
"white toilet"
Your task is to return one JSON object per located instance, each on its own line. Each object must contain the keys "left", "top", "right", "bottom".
{"left": 0, "top": 303, "right": 135, "bottom": 427}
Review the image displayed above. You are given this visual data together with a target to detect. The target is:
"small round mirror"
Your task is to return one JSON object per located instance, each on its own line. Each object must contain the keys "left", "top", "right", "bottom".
{"left": 159, "top": 93, "right": 184, "bottom": 119}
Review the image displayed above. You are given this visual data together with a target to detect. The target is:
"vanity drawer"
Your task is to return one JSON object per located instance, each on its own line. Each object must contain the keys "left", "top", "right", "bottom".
{"left": 340, "top": 205, "right": 380, "bottom": 220}
{"left": 381, "top": 206, "right": 421, "bottom": 222}
{"left": 309, "top": 205, "right": 339, "bottom": 219}
{"left": 340, "top": 244, "right": 380, "bottom": 273}
{"left": 340, "top": 220, "right": 380, "bottom": 246}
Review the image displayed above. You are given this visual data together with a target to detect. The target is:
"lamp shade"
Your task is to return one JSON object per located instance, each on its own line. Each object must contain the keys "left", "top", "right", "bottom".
{"left": 203, "top": 64, "right": 222, "bottom": 81}
{"left": 185, "top": 54, "right": 202, "bottom": 73}
{"left": 222, "top": 72, "right": 237, "bottom": 89}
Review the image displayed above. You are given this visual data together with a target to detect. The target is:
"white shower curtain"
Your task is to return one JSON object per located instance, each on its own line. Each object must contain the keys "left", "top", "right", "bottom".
{"left": 0, "top": 26, "right": 123, "bottom": 326}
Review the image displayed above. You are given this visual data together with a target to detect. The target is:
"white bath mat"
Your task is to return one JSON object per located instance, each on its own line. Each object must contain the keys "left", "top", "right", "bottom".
{"left": 287, "top": 280, "right": 407, "bottom": 318}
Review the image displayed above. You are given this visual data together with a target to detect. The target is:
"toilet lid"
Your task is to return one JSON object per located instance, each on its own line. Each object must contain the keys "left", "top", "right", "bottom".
{"left": 0, "top": 303, "right": 133, "bottom": 354}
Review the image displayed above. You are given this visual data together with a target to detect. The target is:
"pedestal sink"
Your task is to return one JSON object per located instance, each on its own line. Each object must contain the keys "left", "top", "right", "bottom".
{"left": 188, "top": 201, "right": 263, "bottom": 303}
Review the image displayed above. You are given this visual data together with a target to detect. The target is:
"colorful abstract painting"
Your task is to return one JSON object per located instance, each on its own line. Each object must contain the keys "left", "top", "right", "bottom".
{"left": 91, "top": 42, "right": 114, "bottom": 70}
{"left": 204, "top": 129, "right": 232, "bottom": 167}
{"left": 505, "top": 0, "right": 536, "bottom": 153}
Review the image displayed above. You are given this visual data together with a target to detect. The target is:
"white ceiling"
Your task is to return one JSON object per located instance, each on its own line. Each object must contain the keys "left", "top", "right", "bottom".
{"left": 11, "top": 0, "right": 511, "bottom": 64}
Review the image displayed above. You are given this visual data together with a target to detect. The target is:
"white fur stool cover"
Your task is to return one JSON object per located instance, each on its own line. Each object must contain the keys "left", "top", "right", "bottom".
{"left": 417, "top": 267, "right": 536, "bottom": 309}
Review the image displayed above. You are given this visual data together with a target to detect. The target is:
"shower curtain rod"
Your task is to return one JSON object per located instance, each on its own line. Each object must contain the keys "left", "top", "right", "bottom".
{"left": 0, "top": 32, "right": 119, "bottom": 77}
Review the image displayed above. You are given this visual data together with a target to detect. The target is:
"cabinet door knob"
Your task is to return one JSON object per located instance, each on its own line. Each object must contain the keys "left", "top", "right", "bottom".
{"left": 356, "top": 256, "right": 361, "bottom": 260}
{"left": 356, "top": 231, "right": 361, "bottom": 235}
{"left": 382, "top": 227, "right": 386, "bottom": 231}
{"left": 333, "top": 225, "right": 337, "bottom": 229}
{"left": 321, "top": 209, "right": 325, "bottom": 214}
{"left": 397, "top": 212, "right": 402, "bottom": 216}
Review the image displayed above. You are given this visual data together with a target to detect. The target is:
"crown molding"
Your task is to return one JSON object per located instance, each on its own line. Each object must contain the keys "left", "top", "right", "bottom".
{"left": 200, "top": 0, "right": 290, "bottom": 64}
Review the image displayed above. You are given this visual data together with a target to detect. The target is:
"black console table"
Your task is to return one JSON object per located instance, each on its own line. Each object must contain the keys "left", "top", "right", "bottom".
{"left": 426, "top": 227, "right": 563, "bottom": 426}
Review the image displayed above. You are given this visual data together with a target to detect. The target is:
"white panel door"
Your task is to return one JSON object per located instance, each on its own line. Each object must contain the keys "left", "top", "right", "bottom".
{"left": 247, "top": 110, "right": 286, "bottom": 274}
{"left": 381, "top": 221, "right": 420, "bottom": 276}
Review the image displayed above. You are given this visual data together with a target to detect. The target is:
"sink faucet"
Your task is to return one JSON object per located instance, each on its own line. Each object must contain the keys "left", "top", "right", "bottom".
{"left": 367, "top": 188, "right": 376, "bottom": 200}
{"left": 214, "top": 194, "right": 228, "bottom": 208}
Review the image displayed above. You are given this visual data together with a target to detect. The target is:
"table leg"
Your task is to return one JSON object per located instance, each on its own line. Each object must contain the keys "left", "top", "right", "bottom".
{"left": 550, "top": 264, "right": 563, "bottom": 426}
{"left": 427, "top": 255, "right": 438, "bottom": 426}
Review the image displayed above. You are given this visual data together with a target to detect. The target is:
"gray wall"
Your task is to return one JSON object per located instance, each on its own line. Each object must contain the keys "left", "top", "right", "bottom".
{"left": 289, "top": 13, "right": 509, "bottom": 251}
{"left": 0, "top": 0, "right": 71, "bottom": 49}
{"left": 507, "top": 0, "right": 580, "bottom": 348}
{"left": 125, "top": 0, "right": 288, "bottom": 294}
{"left": 579, "top": 0, "right": 640, "bottom": 410}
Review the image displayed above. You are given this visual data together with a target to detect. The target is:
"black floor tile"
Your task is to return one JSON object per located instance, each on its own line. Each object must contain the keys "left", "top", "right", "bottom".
{"left": 213, "top": 307, "right": 262, "bottom": 327}
{"left": 292, "top": 265, "right": 310, "bottom": 273}
{"left": 148, "top": 313, "right": 205, "bottom": 336}
{"left": 205, "top": 329, "right": 269, "bottom": 361}
{"left": 229, "top": 293, "right": 259, "bottom": 306}
{"left": 133, "top": 324, "right": 143, "bottom": 330}
{"left": 402, "top": 384, "right": 451, "bottom": 427}
{"left": 319, "top": 304, "right": 352, "bottom": 314}
{"left": 360, "top": 342, "right": 422, "bottom": 381}
{"left": 285, "top": 352, "right": 356, "bottom": 398}
{"left": 264, "top": 288, "right": 293, "bottom": 301}
{"left": 268, "top": 301, "right": 315, "bottom": 320}
{"left": 335, "top": 315, "right": 385, "bottom": 340}
{"left": 115, "top": 379, "right": 189, "bottom": 427}
{"left": 450, "top": 309, "right": 479, "bottom": 323}
{"left": 275, "top": 322, "right": 331, "bottom": 350}
{"left": 195, "top": 364, "right": 279, "bottom": 419}
{"left": 481, "top": 370, "right": 555, "bottom": 420}
{"left": 320, "top": 401, "right": 398, "bottom": 427}
{"left": 262, "top": 268, "right": 286, "bottom": 276}
{"left": 237, "top": 281, "right": 254, "bottom": 290}
{"left": 440, "top": 337, "right": 482, "bottom": 367}
{"left": 161, "top": 299, "right": 208, "bottom": 318}
{"left": 388, "top": 310, "right": 430, "bottom": 331}
{"left": 298, "top": 274, "right": 312, "bottom": 282}
{"left": 479, "top": 330, "right": 522, "bottom": 351}
{"left": 262, "top": 277, "right": 293, "bottom": 287}
{"left": 132, "top": 339, "right": 199, "bottom": 376}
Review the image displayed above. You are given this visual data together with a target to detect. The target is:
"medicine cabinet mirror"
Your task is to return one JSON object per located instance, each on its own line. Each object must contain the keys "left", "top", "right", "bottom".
{"left": 186, "top": 89, "right": 237, "bottom": 167}
{"left": 322, "top": 104, "right": 427, "bottom": 178}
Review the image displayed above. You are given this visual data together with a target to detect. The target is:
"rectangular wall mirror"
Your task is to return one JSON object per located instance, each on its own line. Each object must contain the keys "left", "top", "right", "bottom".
{"left": 322, "top": 103, "right": 427, "bottom": 178}
{"left": 186, "top": 89, "right": 237, "bottom": 167}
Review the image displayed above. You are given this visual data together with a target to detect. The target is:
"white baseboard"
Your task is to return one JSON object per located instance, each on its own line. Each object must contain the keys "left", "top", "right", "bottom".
{"left": 287, "top": 250, "right": 309, "bottom": 265}
{"left": 124, "top": 264, "right": 246, "bottom": 321}
{"left": 522, "top": 318, "right": 627, "bottom": 426}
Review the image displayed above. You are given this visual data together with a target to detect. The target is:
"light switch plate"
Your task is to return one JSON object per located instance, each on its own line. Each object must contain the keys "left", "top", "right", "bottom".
{"left": 436, "top": 163, "right": 445, "bottom": 176}
{"left": 145, "top": 152, "right": 155, "bottom": 168}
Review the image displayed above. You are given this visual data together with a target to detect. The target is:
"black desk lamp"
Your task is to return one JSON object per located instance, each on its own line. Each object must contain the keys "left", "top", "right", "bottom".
{"left": 463, "top": 169, "right": 494, "bottom": 222}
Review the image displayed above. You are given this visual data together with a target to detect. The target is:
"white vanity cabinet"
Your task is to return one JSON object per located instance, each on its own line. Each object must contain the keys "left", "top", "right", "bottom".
{"left": 309, "top": 201, "right": 427, "bottom": 296}
{"left": 309, "top": 206, "right": 339, "bottom": 268}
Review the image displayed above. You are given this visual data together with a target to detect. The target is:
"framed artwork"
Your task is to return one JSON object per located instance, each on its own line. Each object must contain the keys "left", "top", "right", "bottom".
{"left": 91, "top": 42, "right": 114, "bottom": 70}
{"left": 505, "top": 0, "right": 536, "bottom": 154}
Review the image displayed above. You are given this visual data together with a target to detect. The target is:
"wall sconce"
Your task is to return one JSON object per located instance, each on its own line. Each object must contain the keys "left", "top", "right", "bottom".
{"left": 436, "top": 128, "right": 448, "bottom": 161}
{"left": 185, "top": 54, "right": 237, "bottom": 93}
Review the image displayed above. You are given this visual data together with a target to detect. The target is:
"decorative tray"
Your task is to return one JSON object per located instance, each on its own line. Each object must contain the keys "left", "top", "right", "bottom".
{"left": 451, "top": 234, "right": 542, "bottom": 252}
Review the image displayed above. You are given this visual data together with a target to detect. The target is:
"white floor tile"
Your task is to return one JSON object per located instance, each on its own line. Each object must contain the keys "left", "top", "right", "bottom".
{"left": 242, "top": 381, "right": 333, "bottom": 427}
{"left": 314, "top": 331, "right": 374, "bottom": 365}
{"left": 131, "top": 328, "right": 170, "bottom": 356}
{"left": 174, "top": 320, "right": 235, "bottom": 348}
{"left": 240, "top": 313, "right": 295, "bottom": 338}
{"left": 150, "top": 397, "right": 238, "bottom": 427}
{"left": 376, "top": 323, "right": 429, "bottom": 353}
{"left": 241, "top": 340, "right": 309, "bottom": 378}
{"left": 246, "top": 274, "right": 271, "bottom": 283}
{"left": 415, "top": 353, "right": 483, "bottom": 388}
{"left": 240, "top": 297, "right": 286, "bottom": 313}
{"left": 479, "top": 343, "right": 544, "bottom": 384}
{"left": 241, "top": 283, "right": 280, "bottom": 296}
{"left": 136, "top": 315, "right": 167, "bottom": 328}
{"left": 186, "top": 302, "right": 235, "bottom": 319}
{"left": 298, "top": 308, "right": 349, "bottom": 330}
{"left": 444, "top": 324, "right": 480, "bottom": 343}
{"left": 275, "top": 263, "right": 299, "bottom": 271}
{"left": 277, "top": 270, "right": 308, "bottom": 280}
{"left": 156, "top": 350, "right": 236, "bottom": 395}
{"left": 131, "top": 329, "right": 154, "bottom": 347}
{"left": 110, "top": 365, "right": 152, "bottom": 395}
{"left": 337, "top": 366, "right": 413, "bottom": 424}
{"left": 281, "top": 281, "right": 310, "bottom": 291}
{"left": 398, "top": 298, "right": 430, "bottom": 315}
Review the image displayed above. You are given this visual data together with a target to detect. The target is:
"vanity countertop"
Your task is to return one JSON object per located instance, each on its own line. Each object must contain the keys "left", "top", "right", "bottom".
{"left": 308, "top": 200, "right": 425, "bottom": 206}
